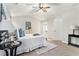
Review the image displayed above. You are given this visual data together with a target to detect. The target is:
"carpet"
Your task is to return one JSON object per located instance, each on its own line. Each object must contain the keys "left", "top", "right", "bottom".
{"left": 35, "top": 42, "right": 57, "bottom": 55}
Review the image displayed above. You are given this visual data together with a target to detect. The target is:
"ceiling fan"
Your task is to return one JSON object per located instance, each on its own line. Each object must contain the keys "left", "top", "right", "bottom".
{"left": 32, "top": 3, "right": 50, "bottom": 12}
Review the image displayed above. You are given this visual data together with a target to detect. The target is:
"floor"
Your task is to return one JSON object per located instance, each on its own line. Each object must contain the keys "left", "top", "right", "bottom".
{"left": 19, "top": 40, "right": 79, "bottom": 56}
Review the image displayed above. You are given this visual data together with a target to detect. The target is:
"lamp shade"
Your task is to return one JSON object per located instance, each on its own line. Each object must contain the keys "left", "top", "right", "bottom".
{"left": 70, "top": 25, "right": 76, "bottom": 29}
{"left": 70, "top": 25, "right": 79, "bottom": 29}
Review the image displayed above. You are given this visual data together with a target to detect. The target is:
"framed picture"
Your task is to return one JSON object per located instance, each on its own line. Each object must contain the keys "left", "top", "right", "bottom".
{"left": 25, "top": 21, "right": 31, "bottom": 30}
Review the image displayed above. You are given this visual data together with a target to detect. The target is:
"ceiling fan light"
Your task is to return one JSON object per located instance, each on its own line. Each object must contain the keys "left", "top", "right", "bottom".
{"left": 42, "top": 8, "right": 47, "bottom": 12}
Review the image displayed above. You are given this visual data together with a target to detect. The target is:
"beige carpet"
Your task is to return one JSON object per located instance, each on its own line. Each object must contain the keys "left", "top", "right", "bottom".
{"left": 19, "top": 40, "right": 79, "bottom": 56}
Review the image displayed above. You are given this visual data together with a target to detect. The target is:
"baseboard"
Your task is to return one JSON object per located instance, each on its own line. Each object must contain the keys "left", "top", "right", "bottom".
{"left": 48, "top": 37, "right": 68, "bottom": 44}
{"left": 62, "top": 41, "right": 68, "bottom": 44}
{"left": 47, "top": 37, "right": 60, "bottom": 40}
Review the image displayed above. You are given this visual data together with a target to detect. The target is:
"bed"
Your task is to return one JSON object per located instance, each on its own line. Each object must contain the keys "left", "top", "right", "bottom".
{"left": 15, "top": 28, "right": 47, "bottom": 55}
{"left": 16, "top": 34, "right": 47, "bottom": 54}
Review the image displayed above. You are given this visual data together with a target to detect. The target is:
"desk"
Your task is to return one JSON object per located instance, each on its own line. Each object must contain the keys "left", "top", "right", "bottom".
{"left": 0, "top": 41, "right": 22, "bottom": 56}
{"left": 68, "top": 34, "right": 79, "bottom": 47}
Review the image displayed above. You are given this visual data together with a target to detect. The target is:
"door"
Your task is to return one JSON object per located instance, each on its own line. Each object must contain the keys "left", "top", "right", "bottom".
{"left": 41, "top": 21, "right": 48, "bottom": 38}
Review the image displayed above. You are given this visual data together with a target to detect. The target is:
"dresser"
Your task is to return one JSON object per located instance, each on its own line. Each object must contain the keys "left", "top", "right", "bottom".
{"left": 68, "top": 29, "right": 79, "bottom": 47}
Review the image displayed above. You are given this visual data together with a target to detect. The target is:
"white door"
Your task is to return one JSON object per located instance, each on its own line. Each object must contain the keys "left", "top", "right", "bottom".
{"left": 41, "top": 21, "right": 48, "bottom": 38}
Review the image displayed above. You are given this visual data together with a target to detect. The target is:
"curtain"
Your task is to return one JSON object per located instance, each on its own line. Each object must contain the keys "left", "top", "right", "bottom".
{"left": 0, "top": 3, "right": 6, "bottom": 22}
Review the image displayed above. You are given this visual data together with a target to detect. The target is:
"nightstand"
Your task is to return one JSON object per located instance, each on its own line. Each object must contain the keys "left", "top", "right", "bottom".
{"left": 68, "top": 34, "right": 79, "bottom": 47}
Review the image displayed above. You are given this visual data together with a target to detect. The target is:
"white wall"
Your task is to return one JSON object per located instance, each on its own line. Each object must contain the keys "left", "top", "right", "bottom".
{"left": 0, "top": 19, "right": 15, "bottom": 33}
{"left": 11, "top": 16, "right": 41, "bottom": 34}
{"left": 48, "top": 18, "right": 63, "bottom": 40}
{"left": 61, "top": 10, "right": 79, "bottom": 43}
{"left": 48, "top": 5, "right": 79, "bottom": 43}
{"left": 0, "top": 4, "right": 15, "bottom": 33}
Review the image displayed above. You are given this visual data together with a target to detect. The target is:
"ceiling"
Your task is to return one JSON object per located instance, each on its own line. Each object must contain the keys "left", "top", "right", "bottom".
{"left": 4, "top": 3, "right": 79, "bottom": 21}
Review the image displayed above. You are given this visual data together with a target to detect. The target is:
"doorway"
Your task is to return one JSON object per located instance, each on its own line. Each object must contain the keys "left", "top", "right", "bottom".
{"left": 41, "top": 21, "right": 48, "bottom": 38}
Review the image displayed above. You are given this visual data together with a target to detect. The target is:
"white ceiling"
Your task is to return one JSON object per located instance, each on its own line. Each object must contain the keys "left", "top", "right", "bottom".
{"left": 4, "top": 3, "right": 79, "bottom": 21}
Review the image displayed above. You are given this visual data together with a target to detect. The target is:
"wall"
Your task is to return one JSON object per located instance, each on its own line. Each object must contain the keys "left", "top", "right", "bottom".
{"left": 0, "top": 19, "right": 15, "bottom": 33}
{"left": 48, "top": 18, "right": 63, "bottom": 40}
{"left": 0, "top": 4, "right": 15, "bottom": 33}
{"left": 48, "top": 5, "right": 79, "bottom": 43}
{"left": 11, "top": 16, "right": 41, "bottom": 34}
{"left": 61, "top": 10, "right": 79, "bottom": 43}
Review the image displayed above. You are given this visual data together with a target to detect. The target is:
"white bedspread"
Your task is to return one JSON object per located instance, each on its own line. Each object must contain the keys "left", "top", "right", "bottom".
{"left": 17, "top": 34, "right": 47, "bottom": 54}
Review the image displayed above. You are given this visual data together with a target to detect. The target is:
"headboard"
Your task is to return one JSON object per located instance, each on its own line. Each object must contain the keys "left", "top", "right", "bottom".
{"left": 15, "top": 28, "right": 25, "bottom": 39}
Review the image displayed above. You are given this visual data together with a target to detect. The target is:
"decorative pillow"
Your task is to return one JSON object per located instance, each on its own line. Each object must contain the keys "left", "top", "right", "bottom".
{"left": 19, "top": 28, "right": 25, "bottom": 37}
{"left": 33, "top": 33, "right": 40, "bottom": 36}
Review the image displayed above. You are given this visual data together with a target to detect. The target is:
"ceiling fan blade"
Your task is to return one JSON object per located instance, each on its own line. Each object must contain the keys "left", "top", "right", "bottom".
{"left": 35, "top": 8, "right": 41, "bottom": 12}
{"left": 45, "top": 6, "right": 50, "bottom": 8}
{"left": 39, "top": 3, "right": 43, "bottom": 8}
{"left": 47, "top": 6, "right": 50, "bottom": 8}
{"left": 31, "top": 8, "right": 41, "bottom": 13}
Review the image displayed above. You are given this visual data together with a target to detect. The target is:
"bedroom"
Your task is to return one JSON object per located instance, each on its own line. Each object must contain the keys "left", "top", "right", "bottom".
{"left": 0, "top": 3, "right": 79, "bottom": 56}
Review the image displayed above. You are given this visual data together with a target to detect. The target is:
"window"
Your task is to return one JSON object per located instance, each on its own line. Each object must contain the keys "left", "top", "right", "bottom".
{"left": 43, "top": 24, "right": 48, "bottom": 32}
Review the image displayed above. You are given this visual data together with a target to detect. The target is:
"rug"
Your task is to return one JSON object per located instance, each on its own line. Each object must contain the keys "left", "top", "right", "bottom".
{"left": 35, "top": 42, "right": 57, "bottom": 55}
